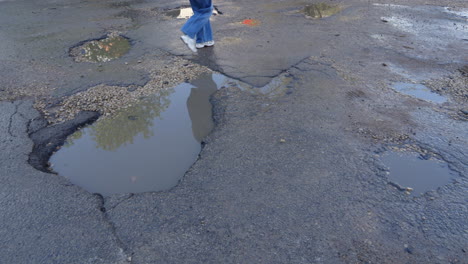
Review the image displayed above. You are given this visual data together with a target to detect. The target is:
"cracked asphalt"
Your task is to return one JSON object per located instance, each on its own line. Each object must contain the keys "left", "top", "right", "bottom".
{"left": 1, "top": 0, "right": 467, "bottom": 263}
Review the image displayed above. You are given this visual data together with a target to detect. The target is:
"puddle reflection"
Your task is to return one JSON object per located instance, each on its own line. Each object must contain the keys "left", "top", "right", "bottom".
{"left": 70, "top": 35, "right": 131, "bottom": 63}
{"left": 50, "top": 72, "right": 291, "bottom": 195}
{"left": 382, "top": 151, "right": 458, "bottom": 196}
{"left": 51, "top": 73, "right": 219, "bottom": 195}
{"left": 392, "top": 82, "right": 447, "bottom": 104}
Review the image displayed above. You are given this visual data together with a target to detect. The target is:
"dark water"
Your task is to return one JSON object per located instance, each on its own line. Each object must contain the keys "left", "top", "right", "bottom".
{"left": 50, "top": 73, "right": 221, "bottom": 195}
{"left": 382, "top": 151, "right": 458, "bottom": 196}
{"left": 392, "top": 82, "right": 447, "bottom": 104}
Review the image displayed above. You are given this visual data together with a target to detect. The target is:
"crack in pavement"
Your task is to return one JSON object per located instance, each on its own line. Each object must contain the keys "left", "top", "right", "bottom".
{"left": 106, "top": 194, "right": 135, "bottom": 212}
{"left": 94, "top": 194, "right": 133, "bottom": 263}
{"left": 7, "top": 101, "right": 21, "bottom": 138}
{"left": 237, "top": 56, "right": 313, "bottom": 81}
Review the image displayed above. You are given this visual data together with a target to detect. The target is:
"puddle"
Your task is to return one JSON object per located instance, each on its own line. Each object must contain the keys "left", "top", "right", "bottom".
{"left": 70, "top": 34, "right": 131, "bottom": 63}
{"left": 391, "top": 82, "right": 447, "bottom": 103}
{"left": 50, "top": 73, "right": 219, "bottom": 195}
{"left": 303, "top": 3, "right": 342, "bottom": 19}
{"left": 163, "top": 7, "right": 219, "bottom": 19}
{"left": 49, "top": 72, "right": 291, "bottom": 195}
{"left": 382, "top": 151, "right": 458, "bottom": 196}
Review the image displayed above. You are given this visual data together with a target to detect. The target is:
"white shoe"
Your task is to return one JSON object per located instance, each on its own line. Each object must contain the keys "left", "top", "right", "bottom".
{"left": 180, "top": 35, "right": 197, "bottom": 53}
{"left": 196, "top": 40, "right": 215, "bottom": 49}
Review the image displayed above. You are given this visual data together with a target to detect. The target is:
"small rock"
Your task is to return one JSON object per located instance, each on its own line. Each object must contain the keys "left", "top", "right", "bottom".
{"left": 127, "top": 86, "right": 137, "bottom": 92}
{"left": 279, "top": 139, "right": 286, "bottom": 143}
{"left": 406, "top": 187, "right": 413, "bottom": 192}
{"left": 404, "top": 244, "right": 414, "bottom": 254}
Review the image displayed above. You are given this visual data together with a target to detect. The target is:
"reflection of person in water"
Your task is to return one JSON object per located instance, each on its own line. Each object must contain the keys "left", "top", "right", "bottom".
{"left": 186, "top": 74, "right": 218, "bottom": 142}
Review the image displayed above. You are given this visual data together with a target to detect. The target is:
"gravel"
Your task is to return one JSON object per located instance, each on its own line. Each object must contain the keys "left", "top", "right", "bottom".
{"left": 35, "top": 53, "right": 212, "bottom": 124}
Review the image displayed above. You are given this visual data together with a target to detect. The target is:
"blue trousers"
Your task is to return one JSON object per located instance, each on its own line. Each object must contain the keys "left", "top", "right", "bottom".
{"left": 181, "top": 0, "right": 213, "bottom": 44}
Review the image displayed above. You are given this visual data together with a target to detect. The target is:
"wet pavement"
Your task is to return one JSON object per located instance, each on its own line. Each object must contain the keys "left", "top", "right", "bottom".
{"left": 1, "top": 0, "right": 467, "bottom": 263}
{"left": 391, "top": 82, "right": 448, "bottom": 104}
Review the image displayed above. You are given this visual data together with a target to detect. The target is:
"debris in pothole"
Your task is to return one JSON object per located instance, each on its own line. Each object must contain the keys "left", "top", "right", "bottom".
{"left": 69, "top": 33, "right": 131, "bottom": 63}
{"left": 303, "top": 3, "right": 342, "bottom": 19}
{"left": 424, "top": 71, "right": 468, "bottom": 104}
{"left": 34, "top": 56, "right": 212, "bottom": 123}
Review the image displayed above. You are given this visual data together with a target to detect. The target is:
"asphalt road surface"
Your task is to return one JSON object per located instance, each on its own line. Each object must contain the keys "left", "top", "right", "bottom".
{"left": 1, "top": 0, "right": 467, "bottom": 263}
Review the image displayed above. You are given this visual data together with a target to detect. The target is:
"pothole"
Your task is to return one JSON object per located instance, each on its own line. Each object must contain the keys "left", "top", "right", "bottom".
{"left": 302, "top": 3, "right": 342, "bottom": 19}
{"left": 48, "top": 72, "right": 291, "bottom": 195}
{"left": 163, "top": 6, "right": 220, "bottom": 19}
{"left": 391, "top": 82, "right": 447, "bottom": 104}
{"left": 69, "top": 33, "right": 131, "bottom": 63}
{"left": 382, "top": 151, "right": 459, "bottom": 196}
{"left": 49, "top": 73, "right": 219, "bottom": 195}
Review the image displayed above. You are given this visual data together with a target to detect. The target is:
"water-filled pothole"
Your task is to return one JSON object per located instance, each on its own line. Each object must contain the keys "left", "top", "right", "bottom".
{"left": 49, "top": 72, "right": 290, "bottom": 195}
{"left": 391, "top": 82, "right": 447, "bottom": 103}
{"left": 303, "top": 3, "right": 342, "bottom": 19}
{"left": 163, "top": 6, "right": 220, "bottom": 19}
{"left": 382, "top": 151, "right": 458, "bottom": 196}
{"left": 70, "top": 33, "right": 131, "bottom": 63}
{"left": 50, "top": 73, "right": 219, "bottom": 195}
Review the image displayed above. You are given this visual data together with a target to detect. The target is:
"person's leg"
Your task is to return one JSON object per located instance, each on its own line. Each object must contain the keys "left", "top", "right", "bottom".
{"left": 181, "top": 0, "right": 212, "bottom": 39}
{"left": 181, "top": 0, "right": 212, "bottom": 52}
{"left": 196, "top": 21, "right": 212, "bottom": 44}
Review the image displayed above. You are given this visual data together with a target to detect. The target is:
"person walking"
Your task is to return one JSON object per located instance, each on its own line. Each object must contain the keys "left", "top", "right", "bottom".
{"left": 180, "top": 0, "right": 214, "bottom": 53}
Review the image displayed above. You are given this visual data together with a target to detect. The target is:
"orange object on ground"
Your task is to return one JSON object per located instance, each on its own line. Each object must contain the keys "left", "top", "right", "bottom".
{"left": 242, "top": 19, "right": 260, "bottom": 26}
